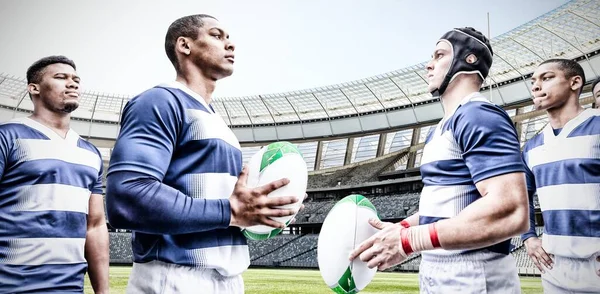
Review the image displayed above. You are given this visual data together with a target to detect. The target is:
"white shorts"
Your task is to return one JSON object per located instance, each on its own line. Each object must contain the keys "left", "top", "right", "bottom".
{"left": 126, "top": 260, "right": 244, "bottom": 294}
{"left": 418, "top": 250, "right": 520, "bottom": 294}
{"left": 542, "top": 252, "right": 600, "bottom": 293}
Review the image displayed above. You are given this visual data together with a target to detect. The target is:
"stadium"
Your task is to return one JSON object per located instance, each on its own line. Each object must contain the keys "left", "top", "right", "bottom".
{"left": 1, "top": 0, "right": 599, "bottom": 293}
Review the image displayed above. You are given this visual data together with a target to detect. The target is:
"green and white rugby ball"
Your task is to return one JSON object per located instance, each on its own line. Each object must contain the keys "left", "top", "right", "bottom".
{"left": 317, "top": 194, "right": 380, "bottom": 293}
{"left": 242, "top": 141, "right": 307, "bottom": 240}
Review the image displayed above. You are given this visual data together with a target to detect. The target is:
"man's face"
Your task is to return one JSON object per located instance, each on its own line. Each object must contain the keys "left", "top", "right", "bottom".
{"left": 186, "top": 18, "right": 235, "bottom": 80}
{"left": 29, "top": 63, "right": 80, "bottom": 113}
{"left": 530, "top": 62, "right": 574, "bottom": 111}
{"left": 426, "top": 41, "right": 452, "bottom": 94}
{"left": 593, "top": 82, "right": 600, "bottom": 109}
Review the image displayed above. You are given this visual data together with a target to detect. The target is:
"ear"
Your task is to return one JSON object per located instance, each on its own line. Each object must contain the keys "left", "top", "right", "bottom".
{"left": 465, "top": 54, "right": 478, "bottom": 64}
{"left": 175, "top": 37, "right": 191, "bottom": 56}
{"left": 27, "top": 83, "right": 40, "bottom": 97}
{"left": 570, "top": 76, "right": 583, "bottom": 93}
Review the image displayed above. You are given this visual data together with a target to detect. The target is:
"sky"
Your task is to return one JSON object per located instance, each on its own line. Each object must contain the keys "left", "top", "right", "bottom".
{"left": 0, "top": 0, "right": 569, "bottom": 98}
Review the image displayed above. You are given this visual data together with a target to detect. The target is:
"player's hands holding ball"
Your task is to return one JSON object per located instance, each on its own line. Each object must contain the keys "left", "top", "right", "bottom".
{"left": 349, "top": 219, "right": 409, "bottom": 271}
{"left": 229, "top": 165, "right": 298, "bottom": 229}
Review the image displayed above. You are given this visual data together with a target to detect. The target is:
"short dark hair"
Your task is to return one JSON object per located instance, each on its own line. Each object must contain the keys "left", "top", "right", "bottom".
{"left": 539, "top": 58, "right": 586, "bottom": 94}
{"left": 26, "top": 55, "right": 76, "bottom": 84}
{"left": 164, "top": 14, "right": 217, "bottom": 71}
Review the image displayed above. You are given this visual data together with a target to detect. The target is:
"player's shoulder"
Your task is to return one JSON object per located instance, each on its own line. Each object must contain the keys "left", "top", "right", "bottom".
{"left": 522, "top": 132, "right": 544, "bottom": 154}
{"left": 450, "top": 94, "right": 511, "bottom": 128}
{"left": 567, "top": 108, "right": 600, "bottom": 138}
{"left": 456, "top": 95, "right": 506, "bottom": 117}
{"left": 0, "top": 118, "right": 41, "bottom": 139}
{"left": 581, "top": 108, "right": 600, "bottom": 125}
{"left": 129, "top": 85, "right": 179, "bottom": 105}
{"left": 77, "top": 138, "right": 102, "bottom": 158}
{"left": 123, "top": 85, "right": 185, "bottom": 116}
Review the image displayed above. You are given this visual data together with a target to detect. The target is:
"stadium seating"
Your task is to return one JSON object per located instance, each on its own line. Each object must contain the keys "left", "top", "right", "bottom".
{"left": 247, "top": 234, "right": 300, "bottom": 261}
{"left": 370, "top": 193, "right": 419, "bottom": 219}
{"left": 307, "top": 148, "right": 410, "bottom": 189}
{"left": 252, "top": 235, "right": 318, "bottom": 266}
{"left": 109, "top": 232, "right": 133, "bottom": 264}
{"left": 280, "top": 248, "right": 318, "bottom": 268}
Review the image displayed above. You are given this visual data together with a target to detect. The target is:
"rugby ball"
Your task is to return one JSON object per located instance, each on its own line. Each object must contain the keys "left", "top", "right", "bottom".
{"left": 317, "top": 194, "right": 379, "bottom": 293}
{"left": 242, "top": 142, "right": 308, "bottom": 240}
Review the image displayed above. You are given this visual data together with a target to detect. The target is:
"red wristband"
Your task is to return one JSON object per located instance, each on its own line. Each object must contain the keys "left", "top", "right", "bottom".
{"left": 429, "top": 223, "right": 441, "bottom": 248}
{"left": 400, "top": 228, "right": 414, "bottom": 255}
{"left": 400, "top": 220, "right": 410, "bottom": 228}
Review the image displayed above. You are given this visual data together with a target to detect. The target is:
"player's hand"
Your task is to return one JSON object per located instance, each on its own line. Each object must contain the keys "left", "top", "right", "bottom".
{"left": 229, "top": 166, "right": 298, "bottom": 228}
{"left": 524, "top": 237, "right": 553, "bottom": 273}
{"left": 348, "top": 218, "right": 409, "bottom": 271}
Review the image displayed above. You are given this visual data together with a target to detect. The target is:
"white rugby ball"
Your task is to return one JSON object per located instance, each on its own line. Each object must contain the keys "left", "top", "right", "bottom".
{"left": 317, "top": 194, "right": 380, "bottom": 293}
{"left": 242, "top": 141, "right": 308, "bottom": 240}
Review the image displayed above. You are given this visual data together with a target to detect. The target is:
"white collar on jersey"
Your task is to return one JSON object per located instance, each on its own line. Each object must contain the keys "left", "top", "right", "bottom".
{"left": 543, "top": 108, "right": 600, "bottom": 141}
{"left": 159, "top": 81, "right": 215, "bottom": 114}
{"left": 11, "top": 117, "right": 80, "bottom": 145}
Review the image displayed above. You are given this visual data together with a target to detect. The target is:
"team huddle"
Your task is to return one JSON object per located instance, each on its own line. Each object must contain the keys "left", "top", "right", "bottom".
{"left": 0, "top": 13, "right": 598, "bottom": 294}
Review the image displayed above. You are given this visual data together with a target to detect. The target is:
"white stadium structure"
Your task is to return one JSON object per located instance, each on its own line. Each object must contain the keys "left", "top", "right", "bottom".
{"left": 1, "top": 0, "right": 598, "bottom": 276}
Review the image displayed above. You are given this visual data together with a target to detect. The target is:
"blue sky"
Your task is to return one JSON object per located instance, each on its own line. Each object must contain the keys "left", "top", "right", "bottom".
{"left": 0, "top": 0, "right": 568, "bottom": 97}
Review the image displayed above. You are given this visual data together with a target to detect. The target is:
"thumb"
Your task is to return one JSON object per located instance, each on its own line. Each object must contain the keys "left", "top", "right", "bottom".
{"left": 369, "top": 218, "right": 386, "bottom": 230}
{"left": 237, "top": 165, "right": 249, "bottom": 187}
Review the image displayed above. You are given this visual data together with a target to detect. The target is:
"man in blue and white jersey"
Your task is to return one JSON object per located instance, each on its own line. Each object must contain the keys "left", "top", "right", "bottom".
{"left": 350, "top": 27, "right": 529, "bottom": 293}
{"left": 521, "top": 59, "right": 600, "bottom": 293}
{"left": 0, "top": 56, "right": 109, "bottom": 293}
{"left": 106, "top": 15, "right": 298, "bottom": 294}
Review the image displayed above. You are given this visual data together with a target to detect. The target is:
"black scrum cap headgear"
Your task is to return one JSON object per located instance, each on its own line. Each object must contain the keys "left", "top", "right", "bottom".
{"left": 432, "top": 27, "right": 494, "bottom": 96}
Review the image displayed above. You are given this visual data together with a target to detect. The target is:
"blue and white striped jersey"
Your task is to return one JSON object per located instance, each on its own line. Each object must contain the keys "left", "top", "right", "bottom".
{"left": 521, "top": 108, "right": 600, "bottom": 259}
{"left": 419, "top": 92, "right": 526, "bottom": 257}
{"left": 0, "top": 117, "right": 102, "bottom": 293}
{"left": 108, "top": 81, "right": 248, "bottom": 276}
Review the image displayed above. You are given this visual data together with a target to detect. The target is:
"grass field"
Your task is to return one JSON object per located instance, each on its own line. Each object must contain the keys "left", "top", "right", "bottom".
{"left": 85, "top": 266, "right": 544, "bottom": 293}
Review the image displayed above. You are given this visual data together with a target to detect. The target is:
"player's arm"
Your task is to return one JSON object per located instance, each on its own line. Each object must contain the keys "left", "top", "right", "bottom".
{"left": 85, "top": 160, "right": 109, "bottom": 294}
{"left": 520, "top": 154, "right": 553, "bottom": 272}
{"left": 85, "top": 194, "right": 109, "bottom": 294}
{"left": 356, "top": 171, "right": 529, "bottom": 267}
{"left": 106, "top": 88, "right": 237, "bottom": 234}
{"left": 432, "top": 102, "right": 529, "bottom": 249}
{"left": 434, "top": 172, "right": 528, "bottom": 249}
{"left": 520, "top": 153, "right": 538, "bottom": 242}
{"left": 106, "top": 89, "right": 296, "bottom": 234}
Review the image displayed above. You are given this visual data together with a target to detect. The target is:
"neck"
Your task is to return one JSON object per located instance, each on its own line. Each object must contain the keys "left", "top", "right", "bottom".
{"left": 440, "top": 79, "right": 480, "bottom": 118}
{"left": 29, "top": 107, "right": 71, "bottom": 134}
{"left": 546, "top": 95, "right": 584, "bottom": 129}
{"left": 176, "top": 66, "right": 216, "bottom": 105}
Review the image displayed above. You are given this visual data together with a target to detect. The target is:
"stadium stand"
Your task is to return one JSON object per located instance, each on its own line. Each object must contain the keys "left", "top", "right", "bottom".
{"left": 248, "top": 234, "right": 301, "bottom": 261}
{"left": 252, "top": 235, "right": 319, "bottom": 267}
{"left": 280, "top": 248, "right": 318, "bottom": 268}
{"left": 307, "top": 147, "right": 411, "bottom": 189}
{"left": 109, "top": 232, "right": 133, "bottom": 264}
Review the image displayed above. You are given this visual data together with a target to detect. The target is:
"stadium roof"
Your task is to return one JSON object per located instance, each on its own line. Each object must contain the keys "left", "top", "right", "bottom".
{"left": 1, "top": 0, "right": 599, "bottom": 136}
